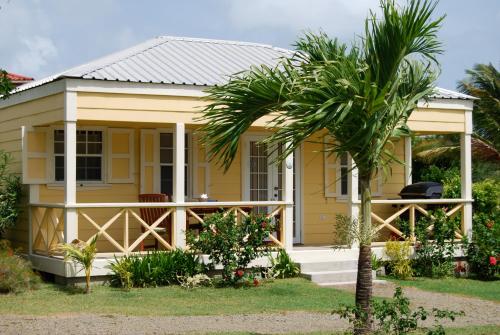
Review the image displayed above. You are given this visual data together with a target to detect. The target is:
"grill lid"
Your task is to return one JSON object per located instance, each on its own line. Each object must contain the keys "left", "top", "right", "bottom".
{"left": 399, "top": 182, "right": 443, "bottom": 199}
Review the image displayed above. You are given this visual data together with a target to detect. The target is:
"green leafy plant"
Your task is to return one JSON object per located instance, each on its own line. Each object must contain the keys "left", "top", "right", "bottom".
{"left": 412, "top": 209, "right": 459, "bottom": 278}
{"left": 0, "top": 150, "right": 22, "bottom": 238}
{"left": 371, "top": 253, "right": 384, "bottom": 271}
{"left": 57, "top": 236, "right": 98, "bottom": 294}
{"left": 187, "top": 212, "right": 274, "bottom": 284}
{"left": 384, "top": 240, "right": 413, "bottom": 280}
{"left": 109, "top": 249, "right": 205, "bottom": 288}
{"left": 334, "top": 287, "right": 464, "bottom": 335}
{"left": 269, "top": 249, "right": 299, "bottom": 279}
{"left": 0, "top": 240, "right": 40, "bottom": 293}
{"left": 463, "top": 179, "right": 499, "bottom": 280}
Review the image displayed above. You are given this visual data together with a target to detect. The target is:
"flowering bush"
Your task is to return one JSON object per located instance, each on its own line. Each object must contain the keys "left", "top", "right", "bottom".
{"left": 187, "top": 212, "right": 275, "bottom": 284}
{"left": 463, "top": 179, "right": 499, "bottom": 280}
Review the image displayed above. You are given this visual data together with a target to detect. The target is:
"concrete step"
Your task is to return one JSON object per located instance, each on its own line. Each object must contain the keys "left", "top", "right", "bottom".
{"left": 298, "top": 260, "right": 358, "bottom": 273}
{"left": 301, "top": 270, "right": 358, "bottom": 284}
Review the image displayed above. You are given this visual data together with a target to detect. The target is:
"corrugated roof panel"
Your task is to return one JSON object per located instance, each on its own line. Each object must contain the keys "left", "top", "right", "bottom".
{"left": 9, "top": 35, "right": 475, "bottom": 101}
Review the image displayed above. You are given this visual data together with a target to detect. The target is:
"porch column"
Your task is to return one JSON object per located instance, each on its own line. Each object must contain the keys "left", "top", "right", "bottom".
{"left": 173, "top": 123, "right": 186, "bottom": 248}
{"left": 404, "top": 136, "right": 412, "bottom": 185}
{"left": 461, "top": 109, "right": 473, "bottom": 238}
{"left": 64, "top": 91, "right": 78, "bottom": 243}
{"left": 348, "top": 158, "right": 359, "bottom": 248}
{"left": 283, "top": 146, "right": 294, "bottom": 250}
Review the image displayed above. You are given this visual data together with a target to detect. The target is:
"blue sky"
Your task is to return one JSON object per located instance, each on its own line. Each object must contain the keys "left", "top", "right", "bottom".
{"left": 0, "top": 0, "right": 498, "bottom": 89}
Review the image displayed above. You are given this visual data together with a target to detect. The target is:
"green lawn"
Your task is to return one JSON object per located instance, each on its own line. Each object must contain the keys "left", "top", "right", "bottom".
{"left": 388, "top": 277, "right": 500, "bottom": 302}
{"left": 0, "top": 278, "right": 355, "bottom": 316}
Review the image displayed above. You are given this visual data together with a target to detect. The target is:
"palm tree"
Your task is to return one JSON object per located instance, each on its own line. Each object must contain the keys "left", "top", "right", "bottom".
{"left": 57, "top": 236, "right": 98, "bottom": 294}
{"left": 458, "top": 63, "right": 500, "bottom": 152}
{"left": 198, "top": 0, "right": 443, "bottom": 333}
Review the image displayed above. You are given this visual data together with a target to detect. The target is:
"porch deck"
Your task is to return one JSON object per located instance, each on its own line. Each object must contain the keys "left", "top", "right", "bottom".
{"left": 28, "top": 197, "right": 470, "bottom": 279}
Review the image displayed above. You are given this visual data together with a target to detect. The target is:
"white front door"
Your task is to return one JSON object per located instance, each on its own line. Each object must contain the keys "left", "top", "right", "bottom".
{"left": 243, "top": 136, "right": 302, "bottom": 243}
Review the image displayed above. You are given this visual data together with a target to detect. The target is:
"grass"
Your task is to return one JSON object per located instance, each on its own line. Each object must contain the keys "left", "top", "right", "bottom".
{"left": 387, "top": 277, "right": 500, "bottom": 302}
{"left": 0, "top": 278, "right": 355, "bottom": 316}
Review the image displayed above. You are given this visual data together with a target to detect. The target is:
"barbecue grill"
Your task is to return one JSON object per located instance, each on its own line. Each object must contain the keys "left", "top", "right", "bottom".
{"left": 399, "top": 182, "right": 443, "bottom": 199}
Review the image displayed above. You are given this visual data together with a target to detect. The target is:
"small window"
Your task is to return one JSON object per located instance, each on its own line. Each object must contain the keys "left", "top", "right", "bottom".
{"left": 54, "top": 129, "right": 103, "bottom": 182}
{"left": 159, "top": 133, "right": 189, "bottom": 197}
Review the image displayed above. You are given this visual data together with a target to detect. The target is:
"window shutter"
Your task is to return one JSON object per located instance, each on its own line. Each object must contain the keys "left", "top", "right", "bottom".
{"left": 21, "top": 126, "right": 49, "bottom": 184}
{"left": 140, "top": 129, "right": 158, "bottom": 193}
{"left": 192, "top": 134, "right": 210, "bottom": 198}
{"left": 324, "top": 135, "right": 337, "bottom": 197}
{"left": 107, "top": 128, "right": 135, "bottom": 183}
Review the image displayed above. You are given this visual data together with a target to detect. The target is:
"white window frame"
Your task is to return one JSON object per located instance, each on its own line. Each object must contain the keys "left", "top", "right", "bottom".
{"left": 49, "top": 126, "right": 107, "bottom": 185}
{"left": 157, "top": 128, "right": 193, "bottom": 199}
{"left": 324, "top": 136, "right": 383, "bottom": 199}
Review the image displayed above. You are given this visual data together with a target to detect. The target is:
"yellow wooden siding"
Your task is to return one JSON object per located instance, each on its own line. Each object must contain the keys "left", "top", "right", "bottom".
{"left": 408, "top": 108, "right": 465, "bottom": 133}
{"left": 0, "top": 93, "right": 64, "bottom": 251}
{"left": 76, "top": 92, "right": 278, "bottom": 127}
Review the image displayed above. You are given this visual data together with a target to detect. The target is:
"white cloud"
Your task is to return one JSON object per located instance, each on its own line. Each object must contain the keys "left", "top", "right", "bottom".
{"left": 227, "top": 0, "right": 379, "bottom": 39}
{"left": 14, "top": 36, "right": 58, "bottom": 73}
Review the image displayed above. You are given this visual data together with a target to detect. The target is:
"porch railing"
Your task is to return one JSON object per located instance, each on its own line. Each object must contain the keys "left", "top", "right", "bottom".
{"left": 29, "top": 201, "right": 289, "bottom": 256}
{"left": 368, "top": 199, "right": 471, "bottom": 246}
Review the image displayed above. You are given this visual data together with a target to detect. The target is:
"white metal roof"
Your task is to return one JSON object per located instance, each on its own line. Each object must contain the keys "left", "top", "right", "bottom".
{"left": 12, "top": 36, "right": 293, "bottom": 93}
{"left": 11, "top": 35, "right": 475, "bottom": 101}
{"left": 430, "top": 87, "right": 476, "bottom": 100}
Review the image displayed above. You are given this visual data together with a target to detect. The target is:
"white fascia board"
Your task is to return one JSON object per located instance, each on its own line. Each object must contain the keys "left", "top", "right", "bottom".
{"left": 65, "top": 78, "right": 209, "bottom": 97}
{"left": 0, "top": 80, "right": 65, "bottom": 109}
{"left": 417, "top": 98, "right": 474, "bottom": 111}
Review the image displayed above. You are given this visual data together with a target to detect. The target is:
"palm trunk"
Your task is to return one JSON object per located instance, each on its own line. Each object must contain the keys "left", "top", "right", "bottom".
{"left": 354, "top": 175, "right": 373, "bottom": 335}
{"left": 85, "top": 268, "right": 91, "bottom": 294}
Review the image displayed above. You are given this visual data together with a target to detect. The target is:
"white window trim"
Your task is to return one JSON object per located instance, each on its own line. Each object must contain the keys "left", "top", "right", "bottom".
{"left": 156, "top": 128, "right": 193, "bottom": 199}
{"left": 324, "top": 136, "right": 383, "bottom": 199}
{"left": 49, "top": 125, "right": 108, "bottom": 185}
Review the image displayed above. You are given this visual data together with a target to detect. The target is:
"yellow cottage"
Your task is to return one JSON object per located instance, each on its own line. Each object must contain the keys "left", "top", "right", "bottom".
{"left": 0, "top": 36, "right": 474, "bottom": 282}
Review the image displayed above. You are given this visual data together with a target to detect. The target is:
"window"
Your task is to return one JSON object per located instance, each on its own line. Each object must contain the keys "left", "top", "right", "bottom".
{"left": 339, "top": 152, "right": 349, "bottom": 196}
{"left": 54, "top": 129, "right": 103, "bottom": 182}
{"left": 159, "top": 133, "right": 189, "bottom": 197}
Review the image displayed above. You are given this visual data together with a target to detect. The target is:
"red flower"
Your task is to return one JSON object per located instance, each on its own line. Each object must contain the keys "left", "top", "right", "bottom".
{"left": 486, "top": 221, "right": 494, "bottom": 229}
{"left": 489, "top": 256, "right": 497, "bottom": 266}
{"left": 235, "top": 269, "right": 244, "bottom": 278}
{"left": 253, "top": 278, "right": 259, "bottom": 286}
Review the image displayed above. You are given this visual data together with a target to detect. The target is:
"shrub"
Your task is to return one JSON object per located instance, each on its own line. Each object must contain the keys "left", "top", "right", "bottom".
{"left": 57, "top": 236, "right": 98, "bottom": 294}
{"left": 412, "top": 209, "right": 458, "bottom": 278}
{"left": 187, "top": 212, "right": 274, "bottom": 284}
{"left": 335, "top": 287, "right": 464, "bottom": 335}
{"left": 384, "top": 240, "right": 413, "bottom": 280}
{"left": 463, "top": 179, "right": 499, "bottom": 280}
{"left": 0, "top": 151, "right": 22, "bottom": 238}
{"left": 109, "top": 249, "right": 205, "bottom": 288}
{"left": 269, "top": 249, "right": 299, "bottom": 279}
{"left": 178, "top": 274, "right": 212, "bottom": 289}
{"left": 420, "top": 165, "right": 461, "bottom": 198}
{"left": 0, "top": 240, "right": 40, "bottom": 293}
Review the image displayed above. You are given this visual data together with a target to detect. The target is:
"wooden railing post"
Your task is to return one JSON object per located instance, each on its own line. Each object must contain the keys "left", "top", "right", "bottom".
{"left": 409, "top": 204, "right": 416, "bottom": 241}
{"left": 123, "top": 209, "right": 129, "bottom": 254}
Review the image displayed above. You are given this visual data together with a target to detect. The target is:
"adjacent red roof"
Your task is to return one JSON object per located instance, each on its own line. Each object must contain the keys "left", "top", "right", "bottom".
{"left": 6, "top": 72, "right": 34, "bottom": 82}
